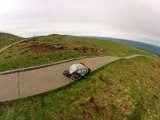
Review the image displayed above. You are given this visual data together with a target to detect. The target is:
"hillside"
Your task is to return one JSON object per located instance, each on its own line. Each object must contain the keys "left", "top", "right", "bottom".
{"left": 0, "top": 56, "right": 160, "bottom": 120}
{"left": 84, "top": 36, "right": 160, "bottom": 57}
{"left": 0, "top": 34, "right": 155, "bottom": 72}
{"left": 0, "top": 33, "right": 23, "bottom": 49}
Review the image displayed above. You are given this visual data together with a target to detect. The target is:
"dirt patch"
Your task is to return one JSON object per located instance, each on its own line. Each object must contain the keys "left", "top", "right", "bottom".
{"left": 4, "top": 55, "right": 12, "bottom": 59}
{"left": 150, "top": 76, "right": 160, "bottom": 84}
{"left": 83, "top": 109, "right": 93, "bottom": 120}
{"left": 79, "top": 96, "right": 106, "bottom": 114}
{"left": 151, "top": 63, "right": 160, "bottom": 68}
{"left": 28, "top": 99, "right": 39, "bottom": 110}
{"left": 79, "top": 89, "right": 86, "bottom": 96}
{"left": 151, "top": 63, "right": 160, "bottom": 74}
{"left": 29, "top": 43, "right": 66, "bottom": 53}
{"left": 152, "top": 94, "right": 158, "bottom": 100}
{"left": 89, "top": 97, "right": 106, "bottom": 114}
{"left": 109, "top": 96, "right": 136, "bottom": 116}
{"left": 20, "top": 42, "right": 67, "bottom": 54}
{"left": 73, "top": 47, "right": 107, "bottom": 54}
{"left": 76, "top": 96, "right": 107, "bottom": 120}
{"left": 150, "top": 76, "right": 156, "bottom": 82}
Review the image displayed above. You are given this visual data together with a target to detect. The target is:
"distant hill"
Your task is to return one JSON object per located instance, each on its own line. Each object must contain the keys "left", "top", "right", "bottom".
{"left": 82, "top": 36, "right": 160, "bottom": 56}
{"left": 0, "top": 32, "right": 23, "bottom": 49}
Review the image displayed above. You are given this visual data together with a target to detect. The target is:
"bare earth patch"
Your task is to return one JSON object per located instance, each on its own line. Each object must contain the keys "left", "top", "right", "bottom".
{"left": 73, "top": 47, "right": 107, "bottom": 54}
{"left": 151, "top": 63, "right": 160, "bottom": 75}
{"left": 20, "top": 42, "right": 67, "bottom": 55}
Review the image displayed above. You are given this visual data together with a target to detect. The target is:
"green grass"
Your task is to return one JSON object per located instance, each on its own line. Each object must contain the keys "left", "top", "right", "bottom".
{"left": 0, "top": 33, "right": 22, "bottom": 49}
{"left": 0, "top": 34, "right": 155, "bottom": 72}
{"left": 0, "top": 56, "right": 160, "bottom": 120}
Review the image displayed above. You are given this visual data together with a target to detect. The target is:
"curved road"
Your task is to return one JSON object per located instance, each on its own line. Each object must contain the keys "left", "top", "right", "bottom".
{"left": 0, "top": 40, "right": 25, "bottom": 53}
{"left": 0, "top": 55, "right": 147, "bottom": 102}
{"left": 0, "top": 37, "right": 35, "bottom": 53}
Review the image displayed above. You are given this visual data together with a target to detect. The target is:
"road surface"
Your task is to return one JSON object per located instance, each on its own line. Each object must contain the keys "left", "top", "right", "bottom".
{"left": 0, "top": 56, "right": 119, "bottom": 102}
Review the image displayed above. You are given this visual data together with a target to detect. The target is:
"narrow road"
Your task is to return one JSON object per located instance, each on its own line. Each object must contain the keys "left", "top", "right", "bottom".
{"left": 0, "top": 37, "right": 35, "bottom": 53}
{"left": 0, "top": 56, "right": 119, "bottom": 102}
{"left": 0, "top": 55, "right": 147, "bottom": 102}
{"left": 0, "top": 40, "right": 25, "bottom": 53}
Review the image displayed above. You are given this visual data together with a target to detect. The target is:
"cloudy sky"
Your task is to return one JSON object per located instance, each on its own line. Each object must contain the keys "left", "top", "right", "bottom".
{"left": 0, "top": 0, "right": 160, "bottom": 46}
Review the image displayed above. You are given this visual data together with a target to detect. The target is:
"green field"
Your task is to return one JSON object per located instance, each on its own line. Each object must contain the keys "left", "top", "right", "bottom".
{"left": 0, "top": 34, "right": 155, "bottom": 72}
{"left": 0, "top": 33, "right": 22, "bottom": 49}
{"left": 0, "top": 56, "right": 160, "bottom": 120}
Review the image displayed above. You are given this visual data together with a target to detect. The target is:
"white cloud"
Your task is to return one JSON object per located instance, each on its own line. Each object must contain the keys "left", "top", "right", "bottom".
{"left": 0, "top": 0, "right": 160, "bottom": 46}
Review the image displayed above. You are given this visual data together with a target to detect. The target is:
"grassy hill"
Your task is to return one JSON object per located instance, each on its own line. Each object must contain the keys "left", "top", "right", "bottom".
{"left": 0, "top": 56, "right": 160, "bottom": 120}
{"left": 0, "top": 33, "right": 23, "bottom": 49}
{"left": 84, "top": 36, "right": 160, "bottom": 57}
{"left": 0, "top": 34, "right": 155, "bottom": 72}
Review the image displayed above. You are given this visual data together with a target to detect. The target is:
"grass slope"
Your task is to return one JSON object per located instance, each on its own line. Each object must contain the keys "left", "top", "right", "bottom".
{"left": 0, "top": 33, "right": 22, "bottom": 49}
{"left": 0, "top": 56, "right": 160, "bottom": 120}
{"left": 0, "top": 34, "right": 155, "bottom": 72}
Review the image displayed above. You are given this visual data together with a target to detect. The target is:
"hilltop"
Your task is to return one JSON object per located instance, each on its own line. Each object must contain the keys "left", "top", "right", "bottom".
{"left": 0, "top": 34, "right": 155, "bottom": 72}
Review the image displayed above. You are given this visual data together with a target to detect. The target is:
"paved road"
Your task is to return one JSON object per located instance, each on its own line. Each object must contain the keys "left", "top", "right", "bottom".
{"left": 0, "top": 40, "right": 25, "bottom": 53}
{"left": 0, "top": 37, "right": 35, "bottom": 53}
{"left": 0, "top": 56, "right": 120, "bottom": 102}
{"left": 0, "top": 54, "right": 150, "bottom": 102}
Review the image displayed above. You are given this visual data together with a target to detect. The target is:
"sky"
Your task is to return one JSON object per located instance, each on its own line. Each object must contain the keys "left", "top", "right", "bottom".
{"left": 0, "top": 0, "right": 160, "bottom": 46}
